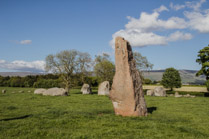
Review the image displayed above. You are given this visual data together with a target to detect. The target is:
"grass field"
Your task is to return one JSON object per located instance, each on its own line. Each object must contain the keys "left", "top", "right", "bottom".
{"left": 0, "top": 87, "right": 209, "bottom": 139}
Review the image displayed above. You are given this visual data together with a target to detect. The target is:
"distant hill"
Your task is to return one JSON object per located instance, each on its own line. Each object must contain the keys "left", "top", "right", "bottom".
{"left": 0, "top": 72, "right": 43, "bottom": 77}
{"left": 142, "top": 70, "right": 206, "bottom": 85}
{"left": 0, "top": 70, "right": 206, "bottom": 85}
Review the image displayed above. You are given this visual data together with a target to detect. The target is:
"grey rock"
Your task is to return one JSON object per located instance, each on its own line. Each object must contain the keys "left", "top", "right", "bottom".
{"left": 147, "top": 90, "right": 154, "bottom": 96}
{"left": 175, "top": 92, "right": 182, "bottom": 98}
{"left": 81, "top": 84, "right": 92, "bottom": 94}
{"left": 43, "top": 88, "right": 68, "bottom": 96}
{"left": 18, "top": 90, "right": 24, "bottom": 93}
{"left": 154, "top": 87, "right": 166, "bottom": 97}
{"left": 2, "top": 89, "right": 6, "bottom": 94}
{"left": 34, "top": 88, "right": 47, "bottom": 95}
{"left": 98, "top": 81, "right": 110, "bottom": 95}
{"left": 184, "top": 94, "right": 191, "bottom": 97}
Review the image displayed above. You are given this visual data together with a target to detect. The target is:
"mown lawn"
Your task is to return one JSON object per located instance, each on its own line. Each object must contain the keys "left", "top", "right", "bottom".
{"left": 0, "top": 87, "right": 209, "bottom": 139}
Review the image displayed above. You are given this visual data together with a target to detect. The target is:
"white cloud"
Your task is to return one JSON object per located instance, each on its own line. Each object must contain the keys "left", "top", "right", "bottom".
{"left": 184, "top": 11, "right": 209, "bottom": 33}
{"left": 0, "top": 60, "right": 45, "bottom": 73}
{"left": 154, "top": 5, "right": 169, "bottom": 13}
{"left": 126, "top": 12, "right": 187, "bottom": 32}
{"left": 110, "top": 29, "right": 167, "bottom": 47}
{"left": 167, "top": 31, "right": 193, "bottom": 42}
{"left": 170, "top": 0, "right": 206, "bottom": 11}
{"left": 185, "top": 0, "right": 206, "bottom": 11}
{"left": 110, "top": 0, "right": 209, "bottom": 48}
{"left": 20, "top": 40, "right": 32, "bottom": 44}
{"left": 111, "top": 11, "right": 189, "bottom": 47}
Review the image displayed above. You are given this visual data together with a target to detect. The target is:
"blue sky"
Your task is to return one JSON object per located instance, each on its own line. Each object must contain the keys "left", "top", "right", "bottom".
{"left": 0, "top": 0, "right": 209, "bottom": 72}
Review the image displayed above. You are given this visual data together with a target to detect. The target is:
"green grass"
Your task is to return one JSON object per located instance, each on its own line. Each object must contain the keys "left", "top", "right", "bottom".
{"left": 0, "top": 87, "right": 209, "bottom": 139}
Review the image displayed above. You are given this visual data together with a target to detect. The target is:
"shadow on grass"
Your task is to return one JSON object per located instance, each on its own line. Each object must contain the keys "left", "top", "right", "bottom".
{"left": 147, "top": 107, "right": 157, "bottom": 114}
{"left": 204, "top": 93, "right": 209, "bottom": 97}
{"left": 0, "top": 114, "right": 32, "bottom": 121}
{"left": 73, "top": 91, "right": 98, "bottom": 95}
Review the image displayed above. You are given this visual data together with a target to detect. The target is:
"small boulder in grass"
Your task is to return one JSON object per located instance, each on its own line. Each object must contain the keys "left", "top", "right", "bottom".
{"left": 154, "top": 87, "right": 166, "bottom": 97}
{"left": 81, "top": 84, "right": 92, "bottom": 94}
{"left": 184, "top": 94, "right": 191, "bottom": 97}
{"left": 175, "top": 92, "right": 182, "bottom": 98}
{"left": 146, "top": 90, "right": 154, "bottom": 96}
{"left": 43, "top": 88, "right": 68, "bottom": 96}
{"left": 34, "top": 89, "right": 47, "bottom": 95}
{"left": 19, "top": 90, "right": 24, "bottom": 93}
{"left": 2, "top": 89, "right": 6, "bottom": 94}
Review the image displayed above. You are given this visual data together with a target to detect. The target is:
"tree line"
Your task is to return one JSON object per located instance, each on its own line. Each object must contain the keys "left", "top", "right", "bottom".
{"left": 0, "top": 50, "right": 154, "bottom": 89}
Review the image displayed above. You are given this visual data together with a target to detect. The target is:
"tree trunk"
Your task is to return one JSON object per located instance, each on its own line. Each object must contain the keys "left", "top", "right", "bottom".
{"left": 65, "top": 86, "right": 70, "bottom": 95}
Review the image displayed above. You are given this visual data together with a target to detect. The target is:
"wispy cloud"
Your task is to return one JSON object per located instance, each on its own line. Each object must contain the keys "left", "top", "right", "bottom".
{"left": 170, "top": 0, "right": 206, "bottom": 11}
{"left": 20, "top": 40, "right": 32, "bottom": 44}
{"left": 9, "top": 40, "right": 32, "bottom": 45}
{"left": 110, "top": 0, "right": 208, "bottom": 48}
{"left": 0, "top": 60, "right": 45, "bottom": 73}
{"left": 154, "top": 5, "right": 169, "bottom": 13}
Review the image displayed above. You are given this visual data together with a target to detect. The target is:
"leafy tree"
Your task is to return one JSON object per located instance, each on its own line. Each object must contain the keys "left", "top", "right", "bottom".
{"left": 196, "top": 45, "right": 209, "bottom": 80}
{"left": 45, "top": 50, "right": 91, "bottom": 93}
{"left": 133, "top": 52, "right": 153, "bottom": 71}
{"left": 161, "top": 68, "right": 182, "bottom": 91}
{"left": 77, "top": 52, "right": 92, "bottom": 83}
{"left": 94, "top": 53, "right": 115, "bottom": 84}
{"left": 23, "top": 75, "right": 37, "bottom": 87}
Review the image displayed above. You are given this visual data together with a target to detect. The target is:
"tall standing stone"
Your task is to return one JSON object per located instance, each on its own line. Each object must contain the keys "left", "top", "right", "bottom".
{"left": 110, "top": 37, "right": 147, "bottom": 116}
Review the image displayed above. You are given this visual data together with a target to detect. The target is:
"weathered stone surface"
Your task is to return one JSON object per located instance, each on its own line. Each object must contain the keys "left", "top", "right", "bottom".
{"left": 2, "top": 89, "right": 6, "bottom": 94}
{"left": 98, "top": 81, "right": 110, "bottom": 95}
{"left": 18, "top": 90, "right": 24, "bottom": 93}
{"left": 183, "top": 94, "right": 196, "bottom": 98}
{"left": 146, "top": 90, "right": 154, "bottom": 96}
{"left": 43, "top": 88, "right": 68, "bottom": 96}
{"left": 34, "top": 88, "right": 47, "bottom": 95}
{"left": 110, "top": 37, "right": 147, "bottom": 116}
{"left": 184, "top": 94, "right": 191, "bottom": 97}
{"left": 175, "top": 92, "right": 182, "bottom": 97}
{"left": 154, "top": 87, "right": 166, "bottom": 97}
{"left": 81, "top": 84, "right": 92, "bottom": 94}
